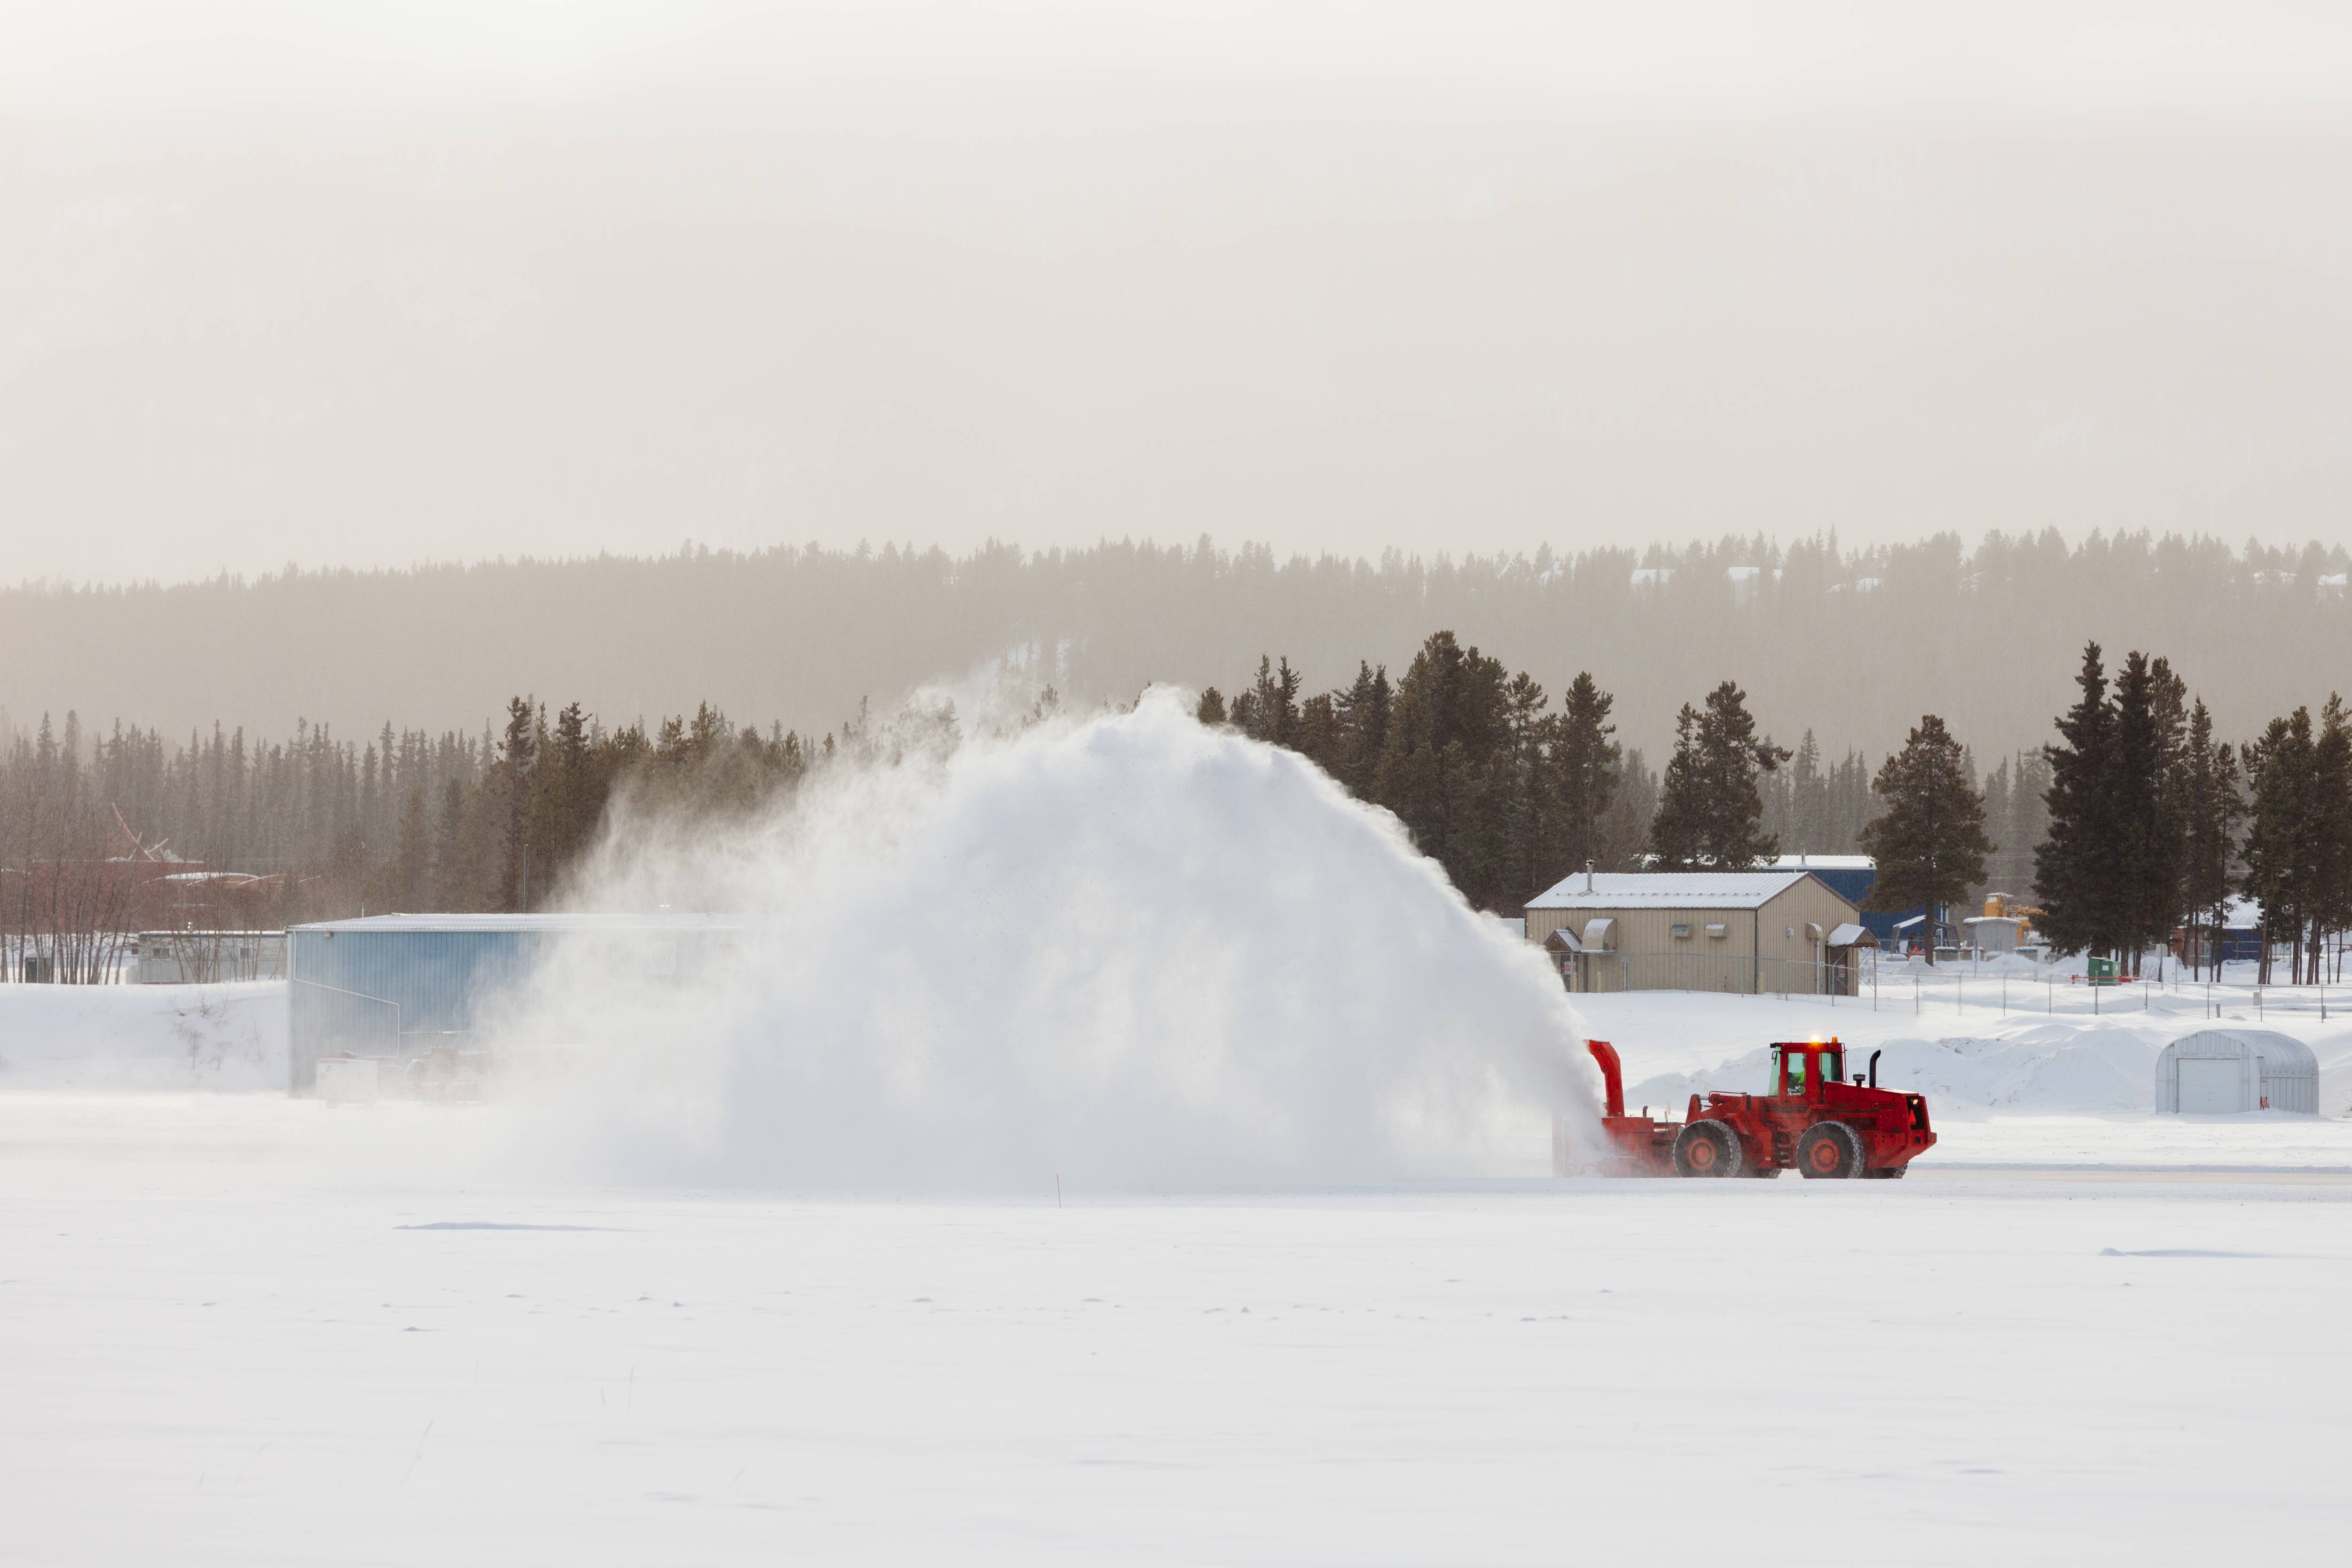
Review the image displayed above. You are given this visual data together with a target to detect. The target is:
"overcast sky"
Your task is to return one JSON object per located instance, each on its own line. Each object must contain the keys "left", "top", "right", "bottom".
{"left": 7, "top": 2, "right": 2352, "bottom": 584}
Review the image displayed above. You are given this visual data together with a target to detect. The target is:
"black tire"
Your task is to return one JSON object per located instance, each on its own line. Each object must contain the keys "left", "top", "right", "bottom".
{"left": 1797, "top": 1121, "right": 1863, "bottom": 1180}
{"left": 1672, "top": 1120, "right": 1743, "bottom": 1178}
{"left": 1862, "top": 1165, "right": 1907, "bottom": 1180}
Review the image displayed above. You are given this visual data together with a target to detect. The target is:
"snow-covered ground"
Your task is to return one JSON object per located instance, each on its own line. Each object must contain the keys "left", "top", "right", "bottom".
{"left": 3, "top": 1092, "right": 2346, "bottom": 1566}
{"left": 5, "top": 966, "right": 2350, "bottom": 1562}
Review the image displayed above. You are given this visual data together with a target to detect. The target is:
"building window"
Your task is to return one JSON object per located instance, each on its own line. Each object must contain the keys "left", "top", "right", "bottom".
{"left": 1705, "top": 923, "right": 1727, "bottom": 939}
{"left": 1671, "top": 923, "right": 1692, "bottom": 939}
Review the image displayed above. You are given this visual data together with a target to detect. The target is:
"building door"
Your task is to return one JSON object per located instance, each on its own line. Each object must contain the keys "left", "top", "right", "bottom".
{"left": 2176, "top": 1057, "right": 2242, "bottom": 1113}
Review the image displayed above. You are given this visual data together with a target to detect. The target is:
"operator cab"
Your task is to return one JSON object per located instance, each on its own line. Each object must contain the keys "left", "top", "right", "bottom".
{"left": 1770, "top": 1041, "right": 1844, "bottom": 1098}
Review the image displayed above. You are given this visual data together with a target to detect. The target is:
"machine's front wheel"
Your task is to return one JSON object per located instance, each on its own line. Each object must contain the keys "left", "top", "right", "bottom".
{"left": 1797, "top": 1121, "right": 1863, "bottom": 1179}
{"left": 1672, "top": 1120, "right": 1743, "bottom": 1178}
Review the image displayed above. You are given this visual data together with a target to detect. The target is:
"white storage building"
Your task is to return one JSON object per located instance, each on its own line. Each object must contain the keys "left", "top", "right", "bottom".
{"left": 2155, "top": 1029, "right": 2319, "bottom": 1114}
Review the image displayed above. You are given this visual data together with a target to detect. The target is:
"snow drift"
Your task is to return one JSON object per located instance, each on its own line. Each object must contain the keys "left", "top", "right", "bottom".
{"left": 499, "top": 688, "right": 1601, "bottom": 1188}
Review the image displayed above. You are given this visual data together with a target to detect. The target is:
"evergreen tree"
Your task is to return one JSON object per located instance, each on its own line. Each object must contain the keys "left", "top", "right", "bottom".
{"left": 1784, "top": 730, "right": 1829, "bottom": 850}
{"left": 434, "top": 775, "right": 469, "bottom": 909}
{"left": 1234, "top": 655, "right": 1302, "bottom": 747}
{"left": 1372, "top": 631, "right": 1512, "bottom": 907}
{"left": 537, "top": 700, "right": 600, "bottom": 891}
{"left": 391, "top": 784, "right": 430, "bottom": 911}
{"left": 2240, "top": 708, "right": 2316, "bottom": 985}
{"left": 1294, "top": 692, "right": 1345, "bottom": 778}
{"left": 2176, "top": 698, "right": 2242, "bottom": 980}
{"left": 1859, "top": 715, "right": 1992, "bottom": 966}
{"left": 1499, "top": 671, "right": 1553, "bottom": 903}
{"left": 1332, "top": 662, "right": 1392, "bottom": 796}
{"left": 2007, "top": 749, "right": 2053, "bottom": 901}
{"left": 496, "top": 696, "right": 539, "bottom": 911}
{"left": 1602, "top": 748, "right": 1658, "bottom": 872}
{"left": 1194, "top": 687, "right": 1226, "bottom": 726}
{"left": 2310, "top": 696, "right": 2352, "bottom": 983}
{"left": 1976, "top": 755, "right": 2011, "bottom": 905}
{"left": 2035, "top": 643, "right": 2125, "bottom": 960}
{"left": 1646, "top": 681, "right": 1788, "bottom": 868}
{"left": 2110, "top": 652, "right": 2181, "bottom": 974}
{"left": 1552, "top": 672, "right": 1620, "bottom": 878}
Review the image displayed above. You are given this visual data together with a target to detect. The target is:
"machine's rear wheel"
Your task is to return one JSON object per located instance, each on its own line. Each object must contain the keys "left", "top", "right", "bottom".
{"left": 1797, "top": 1121, "right": 1863, "bottom": 1179}
{"left": 1672, "top": 1120, "right": 1743, "bottom": 1178}
{"left": 1862, "top": 1165, "right": 1907, "bottom": 1180}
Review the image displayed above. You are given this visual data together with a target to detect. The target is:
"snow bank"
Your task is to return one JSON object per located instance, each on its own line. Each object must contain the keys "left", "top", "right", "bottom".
{"left": 1625, "top": 1024, "right": 2167, "bottom": 1115}
{"left": 1594, "top": 987, "right": 2352, "bottom": 1121}
{"left": 501, "top": 688, "right": 1600, "bottom": 1188}
{"left": 0, "top": 982, "right": 287, "bottom": 1091}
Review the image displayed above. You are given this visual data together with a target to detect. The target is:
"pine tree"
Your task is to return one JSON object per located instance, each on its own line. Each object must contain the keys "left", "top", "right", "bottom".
{"left": 2240, "top": 708, "right": 2316, "bottom": 985}
{"left": 391, "top": 784, "right": 430, "bottom": 911}
{"left": 2109, "top": 652, "right": 2181, "bottom": 974}
{"left": 2035, "top": 643, "right": 2124, "bottom": 960}
{"left": 1552, "top": 672, "right": 1620, "bottom": 879}
{"left": 1646, "top": 681, "right": 1788, "bottom": 869}
{"left": 1784, "top": 731, "right": 1829, "bottom": 850}
{"left": 1333, "top": 662, "right": 1392, "bottom": 796}
{"left": 1236, "top": 655, "right": 1302, "bottom": 747}
{"left": 497, "top": 696, "right": 539, "bottom": 911}
{"left": 1602, "top": 748, "right": 1657, "bottom": 871}
{"left": 434, "top": 775, "right": 469, "bottom": 910}
{"left": 1372, "top": 631, "right": 1512, "bottom": 906}
{"left": 2310, "top": 696, "right": 2352, "bottom": 983}
{"left": 1294, "top": 691, "right": 1346, "bottom": 779}
{"left": 1194, "top": 687, "right": 1227, "bottom": 726}
{"left": 1977, "top": 755, "right": 2012, "bottom": 905}
{"left": 1499, "top": 672, "right": 1553, "bottom": 903}
{"left": 2176, "top": 699, "right": 2242, "bottom": 980}
{"left": 537, "top": 700, "right": 599, "bottom": 892}
{"left": 1859, "top": 715, "right": 1992, "bottom": 966}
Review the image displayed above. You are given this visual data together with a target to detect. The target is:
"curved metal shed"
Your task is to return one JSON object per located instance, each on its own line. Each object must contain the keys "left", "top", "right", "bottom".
{"left": 2156, "top": 1028, "right": 2319, "bottom": 1114}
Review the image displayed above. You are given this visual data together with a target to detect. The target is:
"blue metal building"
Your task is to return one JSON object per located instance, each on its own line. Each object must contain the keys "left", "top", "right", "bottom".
{"left": 1768, "top": 856, "right": 1888, "bottom": 936}
{"left": 286, "top": 913, "right": 747, "bottom": 1092}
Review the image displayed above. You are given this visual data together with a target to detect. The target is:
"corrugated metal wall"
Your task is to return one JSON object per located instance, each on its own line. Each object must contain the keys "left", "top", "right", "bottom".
{"left": 287, "top": 928, "right": 546, "bottom": 1090}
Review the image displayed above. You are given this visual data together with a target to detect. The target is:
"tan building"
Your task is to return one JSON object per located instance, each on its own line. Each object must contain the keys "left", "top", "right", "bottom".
{"left": 1526, "top": 870, "right": 1868, "bottom": 996}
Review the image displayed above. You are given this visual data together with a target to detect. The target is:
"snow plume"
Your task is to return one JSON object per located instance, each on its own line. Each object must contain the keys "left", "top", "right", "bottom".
{"left": 496, "top": 688, "right": 1602, "bottom": 1190}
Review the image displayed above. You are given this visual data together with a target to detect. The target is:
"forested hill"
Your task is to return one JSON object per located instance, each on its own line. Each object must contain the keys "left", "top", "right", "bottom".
{"left": 4, "top": 530, "right": 2347, "bottom": 765}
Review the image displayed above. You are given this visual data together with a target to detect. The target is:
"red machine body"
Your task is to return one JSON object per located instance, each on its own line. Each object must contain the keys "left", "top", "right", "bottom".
{"left": 1583, "top": 1038, "right": 1935, "bottom": 1180}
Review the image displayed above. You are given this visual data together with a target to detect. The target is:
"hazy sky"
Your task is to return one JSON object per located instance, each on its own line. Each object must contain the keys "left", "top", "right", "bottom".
{"left": 7, "top": 3, "right": 2352, "bottom": 584}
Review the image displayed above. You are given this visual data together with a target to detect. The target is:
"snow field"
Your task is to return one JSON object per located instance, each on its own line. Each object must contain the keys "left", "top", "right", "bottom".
{"left": 2, "top": 1095, "right": 2344, "bottom": 1566}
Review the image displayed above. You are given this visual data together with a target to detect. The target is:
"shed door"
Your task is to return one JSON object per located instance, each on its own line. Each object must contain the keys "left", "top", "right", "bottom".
{"left": 2177, "top": 1057, "right": 2242, "bottom": 1113}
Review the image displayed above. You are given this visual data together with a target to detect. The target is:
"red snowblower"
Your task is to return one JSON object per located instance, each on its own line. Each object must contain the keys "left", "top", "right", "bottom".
{"left": 1567, "top": 1039, "right": 1935, "bottom": 1179}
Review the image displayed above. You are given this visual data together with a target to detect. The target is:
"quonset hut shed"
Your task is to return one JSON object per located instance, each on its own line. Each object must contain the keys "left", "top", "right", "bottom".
{"left": 286, "top": 913, "right": 747, "bottom": 1093}
{"left": 2155, "top": 1029, "right": 2319, "bottom": 1114}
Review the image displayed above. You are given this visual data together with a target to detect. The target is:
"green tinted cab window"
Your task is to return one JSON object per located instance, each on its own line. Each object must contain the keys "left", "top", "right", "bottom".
{"left": 1786, "top": 1051, "right": 1806, "bottom": 1095}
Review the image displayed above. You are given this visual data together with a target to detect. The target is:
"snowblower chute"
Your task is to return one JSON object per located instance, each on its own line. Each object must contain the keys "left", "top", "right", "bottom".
{"left": 1569, "top": 1038, "right": 1934, "bottom": 1179}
